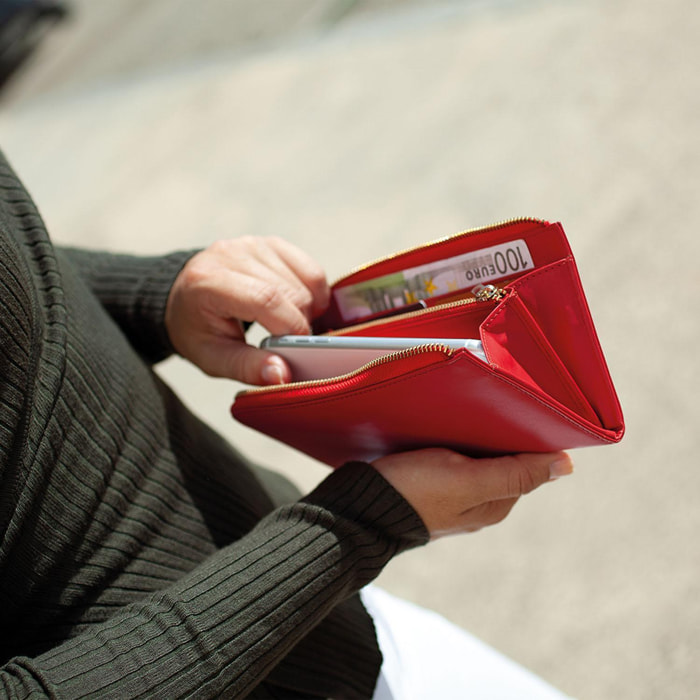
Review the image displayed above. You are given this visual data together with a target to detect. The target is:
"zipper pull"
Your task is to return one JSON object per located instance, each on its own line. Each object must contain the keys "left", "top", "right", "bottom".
{"left": 471, "top": 284, "right": 507, "bottom": 302}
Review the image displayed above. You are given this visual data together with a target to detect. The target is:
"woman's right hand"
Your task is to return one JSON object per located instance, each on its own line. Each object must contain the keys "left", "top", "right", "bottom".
{"left": 165, "top": 236, "right": 330, "bottom": 385}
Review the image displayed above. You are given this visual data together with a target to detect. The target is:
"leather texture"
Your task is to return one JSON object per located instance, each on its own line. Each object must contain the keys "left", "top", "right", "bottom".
{"left": 232, "top": 220, "right": 625, "bottom": 467}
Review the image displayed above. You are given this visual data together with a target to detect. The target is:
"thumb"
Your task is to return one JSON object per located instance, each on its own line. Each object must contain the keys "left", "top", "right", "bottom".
{"left": 232, "top": 345, "right": 292, "bottom": 385}
{"left": 258, "top": 352, "right": 292, "bottom": 386}
{"left": 484, "top": 451, "right": 574, "bottom": 500}
{"left": 199, "top": 339, "right": 292, "bottom": 385}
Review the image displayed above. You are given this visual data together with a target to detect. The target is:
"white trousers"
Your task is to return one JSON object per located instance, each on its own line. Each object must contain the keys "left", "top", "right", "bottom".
{"left": 360, "top": 587, "right": 574, "bottom": 700}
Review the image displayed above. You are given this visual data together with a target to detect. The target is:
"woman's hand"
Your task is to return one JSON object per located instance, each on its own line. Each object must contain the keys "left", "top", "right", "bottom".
{"left": 372, "top": 448, "right": 573, "bottom": 539}
{"left": 165, "top": 237, "right": 330, "bottom": 385}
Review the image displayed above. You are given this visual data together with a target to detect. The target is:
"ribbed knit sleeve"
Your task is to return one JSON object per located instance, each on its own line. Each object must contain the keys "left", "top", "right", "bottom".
{"left": 57, "top": 247, "right": 197, "bottom": 363}
{"left": 1, "top": 149, "right": 430, "bottom": 699}
{"left": 1, "top": 463, "right": 428, "bottom": 699}
{"left": 0, "top": 237, "right": 34, "bottom": 540}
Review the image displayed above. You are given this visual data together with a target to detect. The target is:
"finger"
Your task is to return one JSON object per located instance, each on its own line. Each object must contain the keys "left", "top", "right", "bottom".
{"left": 228, "top": 346, "right": 292, "bottom": 386}
{"left": 208, "top": 270, "right": 312, "bottom": 336}
{"left": 459, "top": 497, "right": 519, "bottom": 532}
{"left": 242, "top": 257, "right": 318, "bottom": 321}
{"left": 195, "top": 337, "right": 292, "bottom": 384}
{"left": 429, "top": 497, "right": 521, "bottom": 539}
{"left": 475, "top": 452, "right": 574, "bottom": 502}
{"left": 264, "top": 237, "right": 331, "bottom": 317}
{"left": 196, "top": 239, "right": 324, "bottom": 325}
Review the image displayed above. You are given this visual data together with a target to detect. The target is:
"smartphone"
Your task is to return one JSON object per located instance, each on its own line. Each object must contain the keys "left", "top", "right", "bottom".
{"left": 261, "top": 335, "right": 486, "bottom": 381}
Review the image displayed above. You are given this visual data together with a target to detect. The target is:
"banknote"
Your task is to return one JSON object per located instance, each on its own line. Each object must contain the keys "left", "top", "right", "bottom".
{"left": 334, "top": 239, "right": 534, "bottom": 322}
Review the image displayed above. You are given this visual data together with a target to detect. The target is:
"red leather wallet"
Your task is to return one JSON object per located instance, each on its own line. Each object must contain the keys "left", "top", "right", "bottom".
{"left": 231, "top": 219, "right": 625, "bottom": 467}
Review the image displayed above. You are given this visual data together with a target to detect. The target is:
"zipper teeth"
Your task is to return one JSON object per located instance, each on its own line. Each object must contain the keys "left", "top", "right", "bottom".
{"left": 325, "top": 296, "right": 481, "bottom": 336}
{"left": 237, "top": 343, "right": 454, "bottom": 397}
{"left": 331, "top": 217, "right": 547, "bottom": 286}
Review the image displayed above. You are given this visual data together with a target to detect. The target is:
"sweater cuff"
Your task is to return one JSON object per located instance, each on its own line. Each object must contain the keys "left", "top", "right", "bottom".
{"left": 303, "top": 462, "right": 430, "bottom": 560}
{"left": 133, "top": 250, "right": 198, "bottom": 362}
{"left": 59, "top": 247, "right": 198, "bottom": 363}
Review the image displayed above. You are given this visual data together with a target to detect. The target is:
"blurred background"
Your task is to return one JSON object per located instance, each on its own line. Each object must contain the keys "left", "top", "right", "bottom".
{"left": 1, "top": 0, "right": 698, "bottom": 698}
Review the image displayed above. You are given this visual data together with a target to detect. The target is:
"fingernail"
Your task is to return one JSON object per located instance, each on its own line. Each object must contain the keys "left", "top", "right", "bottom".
{"left": 549, "top": 455, "right": 574, "bottom": 481}
{"left": 261, "top": 356, "right": 287, "bottom": 385}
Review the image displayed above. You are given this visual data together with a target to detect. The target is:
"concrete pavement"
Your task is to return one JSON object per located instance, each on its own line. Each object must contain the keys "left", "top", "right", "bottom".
{"left": 1, "top": 0, "right": 698, "bottom": 697}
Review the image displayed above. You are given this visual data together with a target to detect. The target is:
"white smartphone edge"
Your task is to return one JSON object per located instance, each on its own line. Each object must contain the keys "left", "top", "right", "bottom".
{"left": 260, "top": 335, "right": 486, "bottom": 381}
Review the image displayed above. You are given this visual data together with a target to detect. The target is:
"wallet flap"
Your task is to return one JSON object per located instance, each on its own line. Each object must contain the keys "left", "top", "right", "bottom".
{"left": 480, "top": 290, "right": 602, "bottom": 425}
{"left": 499, "top": 258, "right": 624, "bottom": 432}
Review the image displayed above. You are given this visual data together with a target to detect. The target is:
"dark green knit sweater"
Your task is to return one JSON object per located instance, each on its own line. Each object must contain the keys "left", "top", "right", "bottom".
{"left": 0, "top": 151, "right": 429, "bottom": 699}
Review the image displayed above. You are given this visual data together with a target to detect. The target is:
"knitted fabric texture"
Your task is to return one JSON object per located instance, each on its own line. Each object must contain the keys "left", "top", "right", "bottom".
{"left": 0, "top": 151, "right": 428, "bottom": 699}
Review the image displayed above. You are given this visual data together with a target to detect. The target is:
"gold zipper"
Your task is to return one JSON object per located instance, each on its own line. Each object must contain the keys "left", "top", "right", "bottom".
{"left": 331, "top": 217, "right": 547, "bottom": 287}
{"left": 325, "top": 283, "right": 508, "bottom": 336}
{"left": 237, "top": 343, "right": 456, "bottom": 397}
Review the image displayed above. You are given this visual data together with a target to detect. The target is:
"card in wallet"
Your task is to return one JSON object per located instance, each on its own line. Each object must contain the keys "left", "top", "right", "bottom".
{"left": 231, "top": 218, "right": 625, "bottom": 468}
